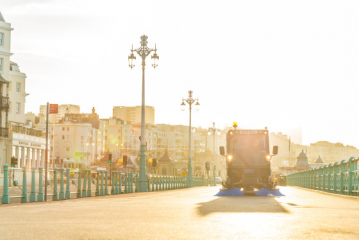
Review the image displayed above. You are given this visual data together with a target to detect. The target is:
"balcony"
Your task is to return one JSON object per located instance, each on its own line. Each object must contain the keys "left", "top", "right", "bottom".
{"left": 0, "top": 127, "right": 8, "bottom": 137}
{"left": 11, "top": 124, "right": 44, "bottom": 137}
{"left": 0, "top": 97, "right": 9, "bottom": 110}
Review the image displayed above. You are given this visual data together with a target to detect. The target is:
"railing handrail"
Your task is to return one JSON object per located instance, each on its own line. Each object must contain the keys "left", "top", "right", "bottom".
{"left": 286, "top": 157, "right": 359, "bottom": 196}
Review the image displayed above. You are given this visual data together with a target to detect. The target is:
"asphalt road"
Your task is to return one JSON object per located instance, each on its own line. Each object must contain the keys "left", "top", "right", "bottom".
{"left": 0, "top": 186, "right": 358, "bottom": 239}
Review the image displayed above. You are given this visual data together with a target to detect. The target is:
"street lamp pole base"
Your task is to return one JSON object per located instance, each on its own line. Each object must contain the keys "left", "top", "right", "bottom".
{"left": 138, "top": 181, "right": 148, "bottom": 192}
{"left": 210, "top": 167, "right": 216, "bottom": 186}
{"left": 187, "top": 157, "right": 193, "bottom": 188}
{"left": 138, "top": 144, "right": 148, "bottom": 192}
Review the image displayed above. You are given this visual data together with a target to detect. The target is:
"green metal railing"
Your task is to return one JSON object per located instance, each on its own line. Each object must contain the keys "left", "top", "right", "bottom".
{"left": 1, "top": 165, "right": 209, "bottom": 204}
{"left": 287, "top": 157, "right": 359, "bottom": 196}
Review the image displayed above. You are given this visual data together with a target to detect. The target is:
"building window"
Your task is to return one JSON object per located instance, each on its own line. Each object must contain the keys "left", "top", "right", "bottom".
{"left": 62, "top": 135, "right": 65, "bottom": 140}
{"left": 66, "top": 147, "right": 69, "bottom": 151}
{"left": 11, "top": 65, "right": 19, "bottom": 72}
{"left": 15, "top": 102, "right": 20, "bottom": 114}
{"left": 0, "top": 58, "right": 2, "bottom": 73}
{"left": 118, "top": 136, "right": 121, "bottom": 140}
{"left": 0, "top": 33, "right": 3, "bottom": 46}
{"left": 62, "top": 127, "right": 65, "bottom": 131}
{"left": 67, "top": 127, "right": 69, "bottom": 131}
{"left": 16, "top": 82, "right": 20, "bottom": 93}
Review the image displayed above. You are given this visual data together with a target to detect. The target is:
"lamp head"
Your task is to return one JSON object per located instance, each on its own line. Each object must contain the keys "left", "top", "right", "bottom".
{"left": 195, "top": 101, "right": 200, "bottom": 111}
{"left": 151, "top": 43, "right": 159, "bottom": 68}
{"left": 181, "top": 101, "right": 186, "bottom": 111}
{"left": 128, "top": 44, "right": 136, "bottom": 69}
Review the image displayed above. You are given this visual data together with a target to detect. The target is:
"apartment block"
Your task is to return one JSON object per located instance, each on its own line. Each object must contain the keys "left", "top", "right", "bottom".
{"left": 113, "top": 106, "right": 155, "bottom": 124}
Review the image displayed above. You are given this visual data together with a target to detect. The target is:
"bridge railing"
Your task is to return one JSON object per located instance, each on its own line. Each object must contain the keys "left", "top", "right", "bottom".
{"left": 287, "top": 157, "right": 359, "bottom": 196}
{"left": 1, "top": 165, "right": 209, "bottom": 204}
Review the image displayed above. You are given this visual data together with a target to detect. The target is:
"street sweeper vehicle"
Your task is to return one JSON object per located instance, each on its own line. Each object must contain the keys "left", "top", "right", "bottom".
{"left": 217, "top": 122, "right": 281, "bottom": 196}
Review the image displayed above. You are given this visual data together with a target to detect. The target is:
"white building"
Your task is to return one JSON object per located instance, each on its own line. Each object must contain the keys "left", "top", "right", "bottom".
{"left": 49, "top": 122, "right": 95, "bottom": 168}
{"left": 0, "top": 12, "right": 46, "bottom": 169}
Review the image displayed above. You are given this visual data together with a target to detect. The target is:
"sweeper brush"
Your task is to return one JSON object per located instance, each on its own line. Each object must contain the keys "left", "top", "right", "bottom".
{"left": 215, "top": 187, "right": 284, "bottom": 196}
{"left": 215, "top": 188, "right": 244, "bottom": 196}
{"left": 255, "top": 188, "right": 285, "bottom": 196}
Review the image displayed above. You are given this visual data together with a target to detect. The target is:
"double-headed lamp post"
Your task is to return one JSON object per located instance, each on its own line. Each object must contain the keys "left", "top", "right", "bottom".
{"left": 181, "top": 90, "right": 200, "bottom": 187}
{"left": 208, "top": 122, "right": 220, "bottom": 186}
{"left": 128, "top": 35, "right": 159, "bottom": 192}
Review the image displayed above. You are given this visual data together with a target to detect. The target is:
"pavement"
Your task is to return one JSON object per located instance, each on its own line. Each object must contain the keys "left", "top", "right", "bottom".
{"left": 0, "top": 186, "right": 359, "bottom": 239}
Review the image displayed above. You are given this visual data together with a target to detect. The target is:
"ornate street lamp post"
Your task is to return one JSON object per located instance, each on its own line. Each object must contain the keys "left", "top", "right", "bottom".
{"left": 128, "top": 35, "right": 159, "bottom": 192}
{"left": 208, "top": 122, "right": 220, "bottom": 186}
{"left": 181, "top": 90, "right": 199, "bottom": 187}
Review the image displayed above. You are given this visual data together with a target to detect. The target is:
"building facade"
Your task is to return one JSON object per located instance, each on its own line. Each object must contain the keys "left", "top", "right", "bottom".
{"left": 113, "top": 106, "right": 155, "bottom": 124}
{"left": 0, "top": 12, "right": 46, "bottom": 169}
{"left": 39, "top": 104, "right": 80, "bottom": 124}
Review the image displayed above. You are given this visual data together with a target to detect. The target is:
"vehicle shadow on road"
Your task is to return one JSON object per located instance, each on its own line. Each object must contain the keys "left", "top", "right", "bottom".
{"left": 196, "top": 196, "right": 289, "bottom": 216}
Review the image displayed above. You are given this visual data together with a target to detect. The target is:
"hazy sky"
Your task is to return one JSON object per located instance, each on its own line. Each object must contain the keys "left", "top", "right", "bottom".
{"left": 1, "top": 0, "right": 359, "bottom": 147}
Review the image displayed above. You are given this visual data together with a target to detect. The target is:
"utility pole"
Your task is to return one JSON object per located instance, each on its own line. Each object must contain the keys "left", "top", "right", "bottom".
{"left": 45, "top": 102, "right": 49, "bottom": 201}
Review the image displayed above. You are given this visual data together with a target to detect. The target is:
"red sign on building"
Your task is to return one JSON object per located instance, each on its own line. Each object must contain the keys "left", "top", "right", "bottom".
{"left": 49, "top": 104, "right": 58, "bottom": 114}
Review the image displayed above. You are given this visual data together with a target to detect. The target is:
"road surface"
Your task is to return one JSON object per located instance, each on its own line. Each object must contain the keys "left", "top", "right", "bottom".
{"left": 0, "top": 186, "right": 358, "bottom": 239}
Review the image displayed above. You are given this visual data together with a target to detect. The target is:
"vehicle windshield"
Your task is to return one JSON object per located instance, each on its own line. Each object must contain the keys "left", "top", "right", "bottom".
{"left": 229, "top": 134, "right": 269, "bottom": 167}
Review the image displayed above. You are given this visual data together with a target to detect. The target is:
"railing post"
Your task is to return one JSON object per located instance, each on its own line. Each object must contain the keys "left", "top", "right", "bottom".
{"left": 152, "top": 175, "right": 155, "bottom": 191}
{"left": 129, "top": 172, "right": 132, "bottom": 193}
{"left": 127, "top": 173, "right": 131, "bottom": 193}
{"left": 333, "top": 163, "right": 338, "bottom": 193}
{"left": 154, "top": 175, "right": 157, "bottom": 191}
{"left": 162, "top": 175, "right": 165, "bottom": 190}
{"left": 116, "top": 171, "right": 120, "bottom": 194}
{"left": 52, "top": 167, "right": 58, "bottom": 201}
{"left": 130, "top": 172, "right": 133, "bottom": 193}
{"left": 2, "top": 164, "right": 10, "bottom": 204}
{"left": 77, "top": 169, "right": 82, "bottom": 198}
{"left": 348, "top": 158, "right": 354, "bottom": 195}
{"left": 82, "top": 169, "right": 87, "bottom": 197}
{"left": 327, "top": 163, "right": 333, "bottom": 192}
{"left": 167, "top": 176, "right": 170, "bottom": 190}
{"left": 21, "top": 166, "right": 28, "bottom": 203}
{"left": 105, "top": 170, "right": 108, "bottom": 195}
{"left": 38, "top": 166, "right": 44, "bottom": 202}
{"left": 30, "top": 166, "right": 36, "bottom": 202}
{"left": 118, "top": 171, "right": 122, "bottom": 194}
{"left": 87, "top": 169, "right": 92, "bottom": 197}
{"left": 124, "top": 173, "right": 127, "bottom": 193}
{"left": 66, "top": 168, "right": 70, "bottom": 199}
{"left": 135, "top": 173, "right": 139, "bottom": 192}
{"left": 131, "top": 172, "right": 134, "bottom": 193}
{"left": 59, "top": 168, "right": 65, "bottom": 200}
{"left": 95, "top": 171, "right": 99, "bottom": 196}
{"left": 170, "top": 176, "right": 173, "bottom": 190}
{"left": 128, "top": 172, "right": 131, "bottom": 193}
{"left": 111, "top": 171, "right": 115, "bottom": 195}
{"left": 340, "top": 160, "right": 345, "bottom": 194}
{"left": 100, "top": 170, "right": 104, "bottom": 196}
